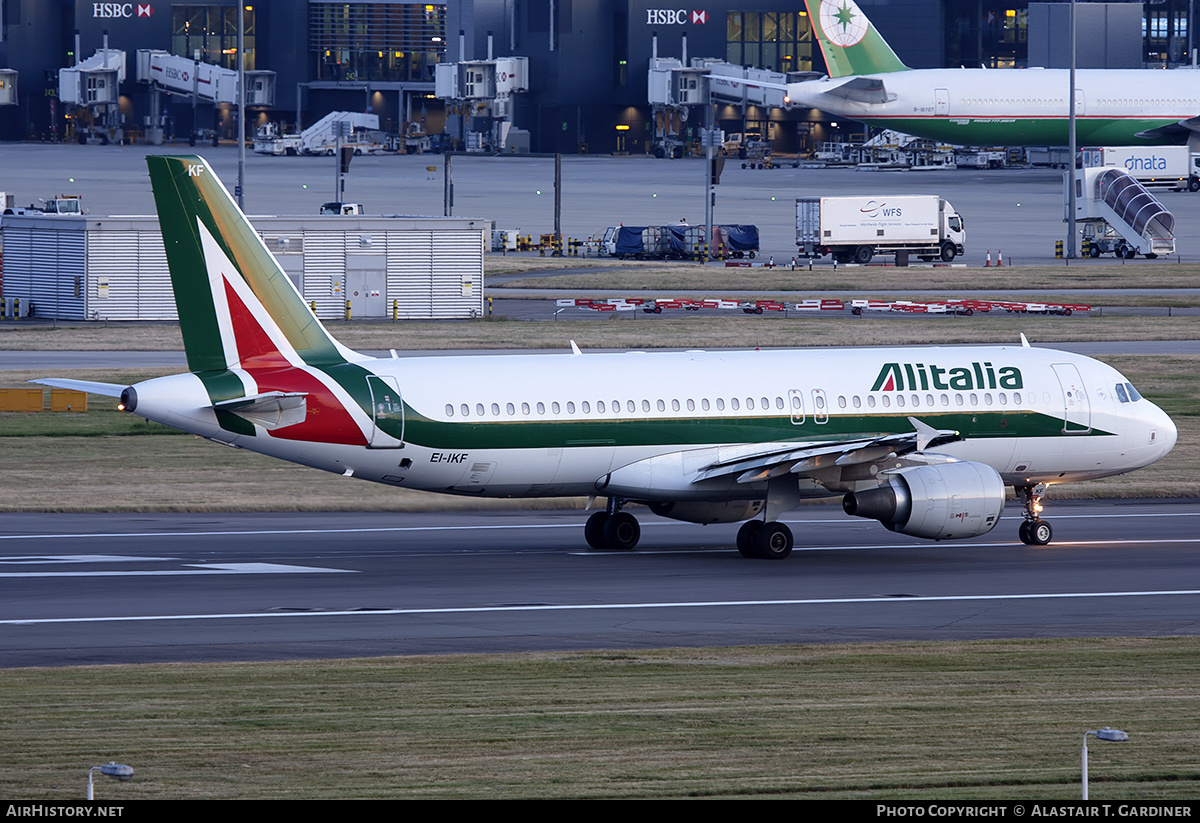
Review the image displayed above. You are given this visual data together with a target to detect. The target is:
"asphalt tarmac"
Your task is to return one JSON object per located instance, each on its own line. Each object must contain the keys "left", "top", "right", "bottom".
{"left": 5, "top": 141, "right": 1200, "bottom": 267}
{"left": 2, "top": 501, "right": 1198, "bottom": 667}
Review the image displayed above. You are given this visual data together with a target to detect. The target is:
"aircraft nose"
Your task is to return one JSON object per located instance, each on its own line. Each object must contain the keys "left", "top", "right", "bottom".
{"left": 1149, "top": 402, "right": 1177, "bottom": 459}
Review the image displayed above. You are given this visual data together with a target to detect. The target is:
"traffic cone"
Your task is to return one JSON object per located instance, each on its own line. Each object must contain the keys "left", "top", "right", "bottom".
{"left": 985, "top": 250, "right": 992, "bottom": 267}
{"left": 997, "top": 249, "right": 1004, "bottom": 267}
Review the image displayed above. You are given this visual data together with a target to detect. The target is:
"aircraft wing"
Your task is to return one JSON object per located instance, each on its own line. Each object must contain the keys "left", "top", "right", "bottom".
{"left": 28, "top": 378, "right": 125, "bottom": 397}
{"left": 602, "top": 418, "right": 961, "bottom": 497}
{"left": 821, "top": 75, "right": 893, "bottom": 105}
{"left": 1134, "top": 117, "right": 1200, "bottom": 141}
{"left": 691, "top": 418, "right": 960, "bottom": 485}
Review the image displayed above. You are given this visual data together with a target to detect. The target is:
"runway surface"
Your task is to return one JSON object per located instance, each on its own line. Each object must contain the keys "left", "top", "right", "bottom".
{"left": 3, "top": 501, "right": 1198, "bottom": 667}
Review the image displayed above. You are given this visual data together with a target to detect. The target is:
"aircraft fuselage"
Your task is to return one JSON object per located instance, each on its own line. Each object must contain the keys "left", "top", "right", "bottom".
{"left": 788, "top": 67, "right": 1200, "bottom": 146}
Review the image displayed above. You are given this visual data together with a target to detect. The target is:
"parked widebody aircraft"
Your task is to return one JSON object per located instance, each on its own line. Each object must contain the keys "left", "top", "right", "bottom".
{"left": 38, "top": 156, "right": 1176, "bottom": 559}
{"left": 786, "top": 0, "right": 1200, "bottom": 147}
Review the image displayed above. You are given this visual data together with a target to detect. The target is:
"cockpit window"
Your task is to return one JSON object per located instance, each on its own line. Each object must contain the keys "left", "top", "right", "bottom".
{"left": 1115, "top": 383, "right": 1129, "bottom": 403}
{"left": 1125, "top": 382, "right": 1143, "bottom": 401}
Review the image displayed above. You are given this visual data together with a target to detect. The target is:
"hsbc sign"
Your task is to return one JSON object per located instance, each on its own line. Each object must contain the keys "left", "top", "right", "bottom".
{"left": 92, "top": 3, "right": 155, "bottom": 17}
{"left": 646, "top": 9, "right": 708, "bottom": 25}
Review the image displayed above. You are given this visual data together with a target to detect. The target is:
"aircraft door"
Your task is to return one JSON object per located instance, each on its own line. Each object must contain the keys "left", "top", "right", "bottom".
{"left": 366, "top": 375, "right": 405, "bottom": 447}
{"left": 811, "top": 389, "right": 829, "bottom": 424}
{"left": 1074, "top": 89, "right": 1086, "bottom": 117}
{"left": 935, "top": 88, "right": 949, "bottom": 116}
{"left": 788, "top": 389, "right": 805, "bottom": 424}
{"left": 789, "top": 389, "right": 828, "bottom": 424}
{"left": 1052, "top": 363, "right": 1091, "bottom": 433}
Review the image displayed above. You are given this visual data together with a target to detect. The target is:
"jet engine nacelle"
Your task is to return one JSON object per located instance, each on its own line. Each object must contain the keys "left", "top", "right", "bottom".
{"left": 841, "top": 461, "right": 1005, "bottom": 540}
{"left": 648, "top": 499, "right": 764, "bottom": 524}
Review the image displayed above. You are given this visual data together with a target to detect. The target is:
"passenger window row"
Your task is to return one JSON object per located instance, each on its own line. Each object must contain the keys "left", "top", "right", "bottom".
{"left": 440, "top": 391, "right": 1036, "bottom": 419}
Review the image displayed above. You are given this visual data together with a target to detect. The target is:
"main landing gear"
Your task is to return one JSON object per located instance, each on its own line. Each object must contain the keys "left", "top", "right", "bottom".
{"left": 1016, "top": 483, "right": 1053, "bottom": 545}
{"left": 583, "top": 499, "right": 795, "bottom": 559}
{"left": 584, "top": 499, "right": 641, "bottom": 551}
{"left": 736, "top": 519, "right": 794, "bottom": 559}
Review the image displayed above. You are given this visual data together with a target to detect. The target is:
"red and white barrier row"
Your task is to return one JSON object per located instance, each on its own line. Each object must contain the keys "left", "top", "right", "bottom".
{"left": 557, "top": 297, "right": 1090, "bottom": 316}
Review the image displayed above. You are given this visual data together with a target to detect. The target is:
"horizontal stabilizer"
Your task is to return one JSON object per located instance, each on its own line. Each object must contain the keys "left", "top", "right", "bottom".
{"left": 823, "top": 76, "right": 892, "bottom": 104}
{"left": 214, "top": 391, "right": 308, "bottom": 430}
{"left": 28, "top": 378, "right": 125, "bottom": 397}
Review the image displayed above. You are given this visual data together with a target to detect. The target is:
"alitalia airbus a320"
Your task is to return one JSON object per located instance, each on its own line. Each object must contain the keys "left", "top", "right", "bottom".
{"left": 37, "top": 156, "right": 1176, "bottom": 559}
{"left": 784, "top": 0, "right": 1200, "bottom": 147}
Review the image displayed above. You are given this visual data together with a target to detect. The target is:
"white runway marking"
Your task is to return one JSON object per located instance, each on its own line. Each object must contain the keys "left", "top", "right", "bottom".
{"left": 0, "top": 555, "right": 172, "bottom": 564}
{"left": 0, "top": 562, "right": 355, "bottom": 578}
{"left": 3, "top": 509, "right": 1199, "bottom": 542}
{"left": 3, "top": 588, "right": 1197, "bottom": 625}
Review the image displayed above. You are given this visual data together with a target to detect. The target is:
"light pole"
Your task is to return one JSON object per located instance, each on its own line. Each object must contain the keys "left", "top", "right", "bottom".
{"left": 87, "top": 762, "right": 133, "bottom": 799}
{"left": 1067, "top": 0, "right": 1077, "bottom": 258}
{"left": 1082, "top": 727, "right": 1128, "bottom": 799}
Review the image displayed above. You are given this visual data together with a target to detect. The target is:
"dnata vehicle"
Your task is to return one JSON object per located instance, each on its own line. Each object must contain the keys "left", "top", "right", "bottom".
{"left": 36, "top": 156, "right": 1177, "bottom": 560}
{"left": 1080, "top": 146, "right": 1200, "bottom": 191}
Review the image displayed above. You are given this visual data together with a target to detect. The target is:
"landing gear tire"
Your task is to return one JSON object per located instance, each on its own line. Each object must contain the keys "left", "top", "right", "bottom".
{"left": 755, "top": 522, "right": 794, "bottom": 560}
{"left": 602, "top": 511, "right": 641, "bottom": 551}
{"left": 1019, "top": 519, "right": 1053, "bottom": 546}
{"left": 584, "top": 511, "right": 609, "bottom": 550}
{"left": 736, "top": 520, "right": 763, "bottom": 558}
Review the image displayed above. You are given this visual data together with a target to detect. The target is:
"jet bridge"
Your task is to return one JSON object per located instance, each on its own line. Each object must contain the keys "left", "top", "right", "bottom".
{"left": 58, "top": 48, "right": 126, "bottom": 144}
{"left": 1067, "top": 167, "right": 1175, "bottom": 258}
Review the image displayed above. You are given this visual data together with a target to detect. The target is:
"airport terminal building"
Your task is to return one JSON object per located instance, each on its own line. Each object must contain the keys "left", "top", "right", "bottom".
{"left": 0, "top": 0, "right": 1194, "bottom": 153}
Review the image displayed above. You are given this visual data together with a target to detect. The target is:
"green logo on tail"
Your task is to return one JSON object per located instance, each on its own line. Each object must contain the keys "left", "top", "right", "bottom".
{"left": 806, "top": 0, "right": 909, "bottom": 77}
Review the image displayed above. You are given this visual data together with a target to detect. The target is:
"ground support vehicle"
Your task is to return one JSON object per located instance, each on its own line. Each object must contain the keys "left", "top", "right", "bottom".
{"left": 1080, "top": 145, "right": 1199, "bottom": 191}
{"left": 1068, "top": 167, "right": 1175, "bottom": 259}
{"left": 796, "top": 195, "right": 965, "bottom": 264}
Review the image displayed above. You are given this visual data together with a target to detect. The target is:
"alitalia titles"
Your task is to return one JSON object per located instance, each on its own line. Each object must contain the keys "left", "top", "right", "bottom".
{"left": 872, "top": 361, "right": 1023, "bottom": 393}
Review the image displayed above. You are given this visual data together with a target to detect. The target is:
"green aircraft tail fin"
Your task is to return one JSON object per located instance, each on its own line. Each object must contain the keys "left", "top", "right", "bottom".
{"left": 147, "top": 155, "right": 350, "bottom": 373}
{"left": 804, "top": 0, "right": 909, "bottom": 78}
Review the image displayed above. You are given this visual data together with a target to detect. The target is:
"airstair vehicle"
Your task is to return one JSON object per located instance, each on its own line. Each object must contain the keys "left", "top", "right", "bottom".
{"left": 1068, "top": 167, "right": 1175, "bottom": 258}
{"left": 296, "top": 111, "right": 382, "bottom": 155}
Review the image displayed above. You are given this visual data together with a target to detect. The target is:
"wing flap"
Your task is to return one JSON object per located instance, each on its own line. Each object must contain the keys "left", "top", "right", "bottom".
{"left": 695, "top": 418, "right": 960, "bottom": 485}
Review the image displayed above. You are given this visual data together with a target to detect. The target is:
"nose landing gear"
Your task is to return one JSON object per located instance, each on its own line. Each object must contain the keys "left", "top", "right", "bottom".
{"left": 1016, "top": 484, "right": 1053, "bottom": 545}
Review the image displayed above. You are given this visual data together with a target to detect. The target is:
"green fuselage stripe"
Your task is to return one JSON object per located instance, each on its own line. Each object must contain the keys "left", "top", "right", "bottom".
{"left": 395, "top": 406, "right": 1110, "bottom": 451}
{"left": 859, "top": 116, "right": 1183, "bottom": 147}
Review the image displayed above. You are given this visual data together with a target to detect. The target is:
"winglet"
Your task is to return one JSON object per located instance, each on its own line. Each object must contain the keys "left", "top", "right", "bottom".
{"left": 1020, "top": 333, "right": 1031, "bottom": 348}
{"left": 570, "top": 340, "right": 582, "bottom": 356}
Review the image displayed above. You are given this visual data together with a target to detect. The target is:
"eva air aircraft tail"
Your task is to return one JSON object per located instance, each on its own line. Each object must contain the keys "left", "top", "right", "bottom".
{"left": 804, "top": 0, "right": 908, "bottom": 78}
{"left": 35, "top": 156, "right": 1177, "bottom": 560}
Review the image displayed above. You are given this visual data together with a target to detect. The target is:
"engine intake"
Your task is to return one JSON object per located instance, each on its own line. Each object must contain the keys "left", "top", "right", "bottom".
{"left": 843, "top": 461, "right": 1005, "bottom": 540}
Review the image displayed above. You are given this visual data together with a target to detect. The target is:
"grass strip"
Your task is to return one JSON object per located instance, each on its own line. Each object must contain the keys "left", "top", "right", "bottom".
{"left": 2, "top": 639, "right": 1197, "bottom": 799}
{"left": 9, "top": 315, "right": 1200, "bottom": 352}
